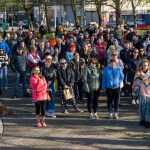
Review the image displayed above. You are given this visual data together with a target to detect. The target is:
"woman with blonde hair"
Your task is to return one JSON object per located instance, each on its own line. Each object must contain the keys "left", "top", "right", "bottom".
{"left": 133, "top": 59, "right": 150, "bottom": 128}
{"left": 81, "top": 43, "right": 90, "bottom": 64}
{"left": 30, "top": 66, "right": 48, "bottom": 127}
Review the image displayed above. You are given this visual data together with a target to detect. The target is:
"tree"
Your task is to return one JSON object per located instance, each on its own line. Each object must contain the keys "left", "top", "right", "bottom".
{"left": 44, "top": 0, "right": 51, "bottom": 33}
{"left": 107, "top": 0, "right": 127, "bottom": 26}
{"left": 19, "top": 0, "right": 39, "bottom": 29}
{"left": 94, "top": 0, "right": 102, "bottom": 26}
{"left": 130, "top": 0, "right": 150, "bottom": 29}
{"left": 71, "top": 0, "right": 79, "bottom": 27}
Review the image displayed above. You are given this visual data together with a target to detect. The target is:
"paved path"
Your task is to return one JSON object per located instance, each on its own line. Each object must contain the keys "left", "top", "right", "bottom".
{"left": 0, "top": 72, "right": 150, "bottom": 150}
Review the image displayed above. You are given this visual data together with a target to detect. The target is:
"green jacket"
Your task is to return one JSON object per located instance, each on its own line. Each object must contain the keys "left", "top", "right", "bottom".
{"left": 83, "top": 65, "right": 101, "bottom": 92}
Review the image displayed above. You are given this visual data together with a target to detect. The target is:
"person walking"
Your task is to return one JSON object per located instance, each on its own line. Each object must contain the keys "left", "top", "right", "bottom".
{"left": 133, "top": 60, "right": 150, "bottom": 128}
{"left": 102, "top": 59, "right": 124, "bottom": 119}
{"left": 83, "top": 58, "right": 101, "bottom": 119}
{"left": 30, "top": 66, "right": 48, "bottom": 127}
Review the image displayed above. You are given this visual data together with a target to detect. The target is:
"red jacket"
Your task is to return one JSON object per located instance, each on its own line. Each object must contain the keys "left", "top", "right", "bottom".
{"left": 30, "top": 75, "right": 48, "bottom": 101}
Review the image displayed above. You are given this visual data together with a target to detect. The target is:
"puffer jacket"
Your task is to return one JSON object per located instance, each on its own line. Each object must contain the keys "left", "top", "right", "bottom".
{"left": 42, "top": 64, "right": 57, "bottom": 83}
{"left": 57, "top": 66, "right": 75, "bottom": 88}
{"left": 10, "top": 52, "right": 26, "bottom": 73}
{"left": 102, "top": 65, "right": 124, "bottom": 89}
{"left": 30, "top": 75, "right": 48, "bottom": 101}
{"left": 83, "top": 65, "right": 100, "bottom": 92}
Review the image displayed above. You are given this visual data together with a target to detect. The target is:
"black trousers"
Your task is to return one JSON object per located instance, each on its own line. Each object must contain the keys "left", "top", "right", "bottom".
{"left": 35, "top": 101, "right": 46, "bottom": 116}
{"left": 87, "top": 91, "right": 99, "bottom": 113}
{"left": 106, "top": 88, "right": 120, "bottom": 113}
{"left": 74, "top": 81, "right": 83, "bottom": 102}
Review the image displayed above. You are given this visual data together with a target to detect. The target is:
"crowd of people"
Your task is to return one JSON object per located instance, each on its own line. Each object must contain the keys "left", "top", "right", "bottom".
{"left": 0, "top": 23, "right": 150, "bottom": 128}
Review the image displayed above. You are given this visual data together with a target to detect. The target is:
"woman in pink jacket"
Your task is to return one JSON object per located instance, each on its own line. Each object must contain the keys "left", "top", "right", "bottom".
{"left": 30, "top": 66, "right": 48, "bottom": 127}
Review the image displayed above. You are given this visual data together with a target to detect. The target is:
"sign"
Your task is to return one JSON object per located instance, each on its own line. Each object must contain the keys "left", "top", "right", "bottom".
{"left": 137, "top": 25, "right": 150, "bottom": 30}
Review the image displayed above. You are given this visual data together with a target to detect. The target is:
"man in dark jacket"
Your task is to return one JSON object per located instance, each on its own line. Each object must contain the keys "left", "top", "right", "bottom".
{"left": 69, "top": 53, "right": 86, "bottom": 103}
{"left": 57, "top": 58, "right": 83, "bottom": 113}
{"left": 10, "top": 46, "right": 27, "bottom": 98}
{"left": 120, "top": 41, "right": 132, "bottom": 96}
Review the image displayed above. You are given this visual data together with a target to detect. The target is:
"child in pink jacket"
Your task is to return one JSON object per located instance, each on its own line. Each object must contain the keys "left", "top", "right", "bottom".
{"left": 30, "top": 66, "right": 48, "bottom": 127}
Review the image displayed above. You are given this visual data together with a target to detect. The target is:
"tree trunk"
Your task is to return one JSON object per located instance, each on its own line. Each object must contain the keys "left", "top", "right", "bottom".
{"left": 71, "top": 0, "right": 78, "bottom": 27}
{"left": 25, "top": 9, "right": 33, "bottom": 29}
{"left": 131, "top": 0, "right": 137, "bottom": 29}
{"left": 95, "top": 1, "right": 102, "bottom": 26}
{"left": 115, "top": 0, "right": 122, "bottom": 26}
{"left": 44, "top": 1, "right": 51, "bottom": 33}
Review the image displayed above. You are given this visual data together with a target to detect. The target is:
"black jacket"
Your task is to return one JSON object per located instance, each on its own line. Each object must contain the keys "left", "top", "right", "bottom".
{"left": 127, "top": 57, "right": 140, "bottom": 82}
{"left": 69, "top": 58, "right": 85, "bottom": 81}
{"left": 120, "top": 49, "right": 132, "bottom": 66}
{"left": 57, "top": 67, "right": 75, "bottom": 88}
{"left": 10, "top": 52, "right": 26, "bottom": 73}
{"left": 42, "top": 65, "right": 57, "bottom": 83}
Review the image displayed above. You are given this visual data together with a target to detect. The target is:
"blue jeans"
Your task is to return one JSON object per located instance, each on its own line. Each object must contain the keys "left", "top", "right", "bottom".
{"left": 13, "top": 71, "right": 26, "bottom": 96}
{"left": 0, "top": 66, "right": 8, "bottom": 88}
{"left": 45, "top": 83, "right": 55, "bottom": 113}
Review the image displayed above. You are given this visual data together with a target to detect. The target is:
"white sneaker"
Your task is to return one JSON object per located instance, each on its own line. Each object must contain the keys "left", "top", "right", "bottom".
{"left": 49, "top": 112, "right": 56, "bottom": 118}
{"left": 120, "top": 92, "right": 125, "bottom": 96}
{"left": 94, "top": 113, "right": 99, "bottom": 119}
{"left": 89, "top": 113, "right": 95, "bottom": 119}
{"left": 136, "top": 99, "right": 139, "bottom": 105}
{"left": 132, "top": 99, "right": 136, "bottom": 105}
{"left": 64, "top": 110, "right": 68, "bottom": 114}
{"left": 114, "top": 113, "right": 119, "bottom": 119}
{"left": 109, "top": 113, "right": 113, "bottom": 119}
{"left": 45, "top": 112, "right": 51, "bottom": 117}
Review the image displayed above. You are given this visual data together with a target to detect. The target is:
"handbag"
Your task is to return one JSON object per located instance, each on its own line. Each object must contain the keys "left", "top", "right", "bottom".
{"left": 63, "top": 87, "right": 74, "bottom": 100}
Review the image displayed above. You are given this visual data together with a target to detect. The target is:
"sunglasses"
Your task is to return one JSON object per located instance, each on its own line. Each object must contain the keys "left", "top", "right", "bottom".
{"left": 134, "top": 51, "right": 139, "bottom": 53}
{"left": 112, "top": 54, "right": 117, "bottom": 56}
{"left": 61, "top": 62, "right": 66, "bottom": 65}
{"left": 92, "top": 62, "right": 97, "bottom": 65}
{"left": 35, "top": 70, "right": 40, "bottom": 71}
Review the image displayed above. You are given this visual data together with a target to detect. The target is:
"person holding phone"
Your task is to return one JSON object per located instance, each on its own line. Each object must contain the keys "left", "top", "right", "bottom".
{"left": 30, "top": 66, "right": 48, "bottom": 127}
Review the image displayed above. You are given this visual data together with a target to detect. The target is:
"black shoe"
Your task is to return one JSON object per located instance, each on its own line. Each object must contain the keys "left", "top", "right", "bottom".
{"left": 139, "top": 120, "right": 145, "bottom": 126}
{"left": 0, "top": 90, "right": 2, "bottom": 96}
{"left": 119, "top": 104, "right": 123, "bottom": 108}
{"left": 145, "top": 121, "right": 150, "bottom": 128}
{"left": 23, "top": 93, "right": 31, "bottom": 97}
{"left": 76, "top": 108, "right": 83, "bottom": 113}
